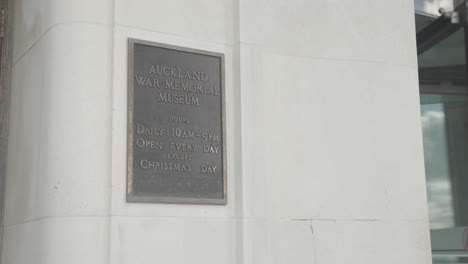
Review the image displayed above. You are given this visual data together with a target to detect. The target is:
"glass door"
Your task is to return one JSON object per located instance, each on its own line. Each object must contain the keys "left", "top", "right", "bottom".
{"left": 417, "top": 1, "right": 468, "bottom": 263}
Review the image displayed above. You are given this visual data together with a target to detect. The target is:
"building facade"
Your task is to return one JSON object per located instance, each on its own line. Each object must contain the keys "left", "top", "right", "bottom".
{"left": 0, "top": 0, "right": 438, "bottom": 263}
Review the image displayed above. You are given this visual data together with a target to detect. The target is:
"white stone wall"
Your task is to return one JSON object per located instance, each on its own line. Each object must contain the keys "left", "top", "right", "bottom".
{"left": 3, "top": 0, "right": 432, "bottom": 263}
{"left": 110, "top": 0, "right": 239, "bottom": 263}
{"left": 237, "top": 1, "right": 431, "bottom": 263}
{"left": 3, "top": 0, "right": 113, "bottom": 263}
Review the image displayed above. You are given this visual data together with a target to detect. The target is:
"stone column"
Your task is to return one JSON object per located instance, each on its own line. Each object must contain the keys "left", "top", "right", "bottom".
{"left": 2, "top": 0, "right": 113, "bottom": 263}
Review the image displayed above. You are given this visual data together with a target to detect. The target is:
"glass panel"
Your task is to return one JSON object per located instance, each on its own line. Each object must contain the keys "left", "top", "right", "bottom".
{"left": 414, "top": 0, "right": 463, "bottom": 34}
{"left": 416, "top": 1, "right": 468, "bottom": 263}
{"left": 421, "top": 101, "right": 454, "bottom": 229}
{"left": 419, "top": 28, "right": 466, "bottom": 93}
{"left": 433, "top": 256, "right": 468, "bottom": 263}
{"left": 421, "top": 95, "right": 468, "bottom": 230}
{"left": 416, "top": 13, "right": 438, "bottom": 33}
{"left": 420, "top": 95, "right": 468, "bottom": 264}
{"left": 419, "top": 28, "right": 465, "bottom": 69}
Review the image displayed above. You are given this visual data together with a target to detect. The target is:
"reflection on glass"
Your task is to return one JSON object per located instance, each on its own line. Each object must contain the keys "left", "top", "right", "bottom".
{"left": 433, "top": 256, "right": 468, "bottom": 263}
{"left": 415, "top": 13, "right": 437, "bottom": 33}
{"left": 421, "top": 95, "right": 468, "bottom": 230}
{"left": 418, "top": 28, "right": 466, "bottom": 90}
{"left": 421, "top": 102, "right": 455, "bottom": 229}
{"left": 421, "top": 95, "right": 468, "bottom": 264}
{"left": 419, "top": 28, "right": 465, "bottom": 68}
{"left": 414, "top": 0, "right": 453, "bottom": 16}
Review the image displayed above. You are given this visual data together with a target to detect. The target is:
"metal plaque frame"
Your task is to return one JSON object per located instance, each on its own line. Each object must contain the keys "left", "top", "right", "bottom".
{"left": 127, "top": 38, "right": 227, "bottom": 205}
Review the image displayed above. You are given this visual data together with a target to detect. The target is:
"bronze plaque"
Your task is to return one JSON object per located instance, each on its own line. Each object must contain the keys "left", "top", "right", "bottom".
{"left": 127, "top": 39, "right": 226, "bottom": 204}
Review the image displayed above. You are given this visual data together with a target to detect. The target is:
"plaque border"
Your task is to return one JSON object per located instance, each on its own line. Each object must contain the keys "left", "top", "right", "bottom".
{"left": 126, "top": 38, "right": 227, "bottom": 205}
